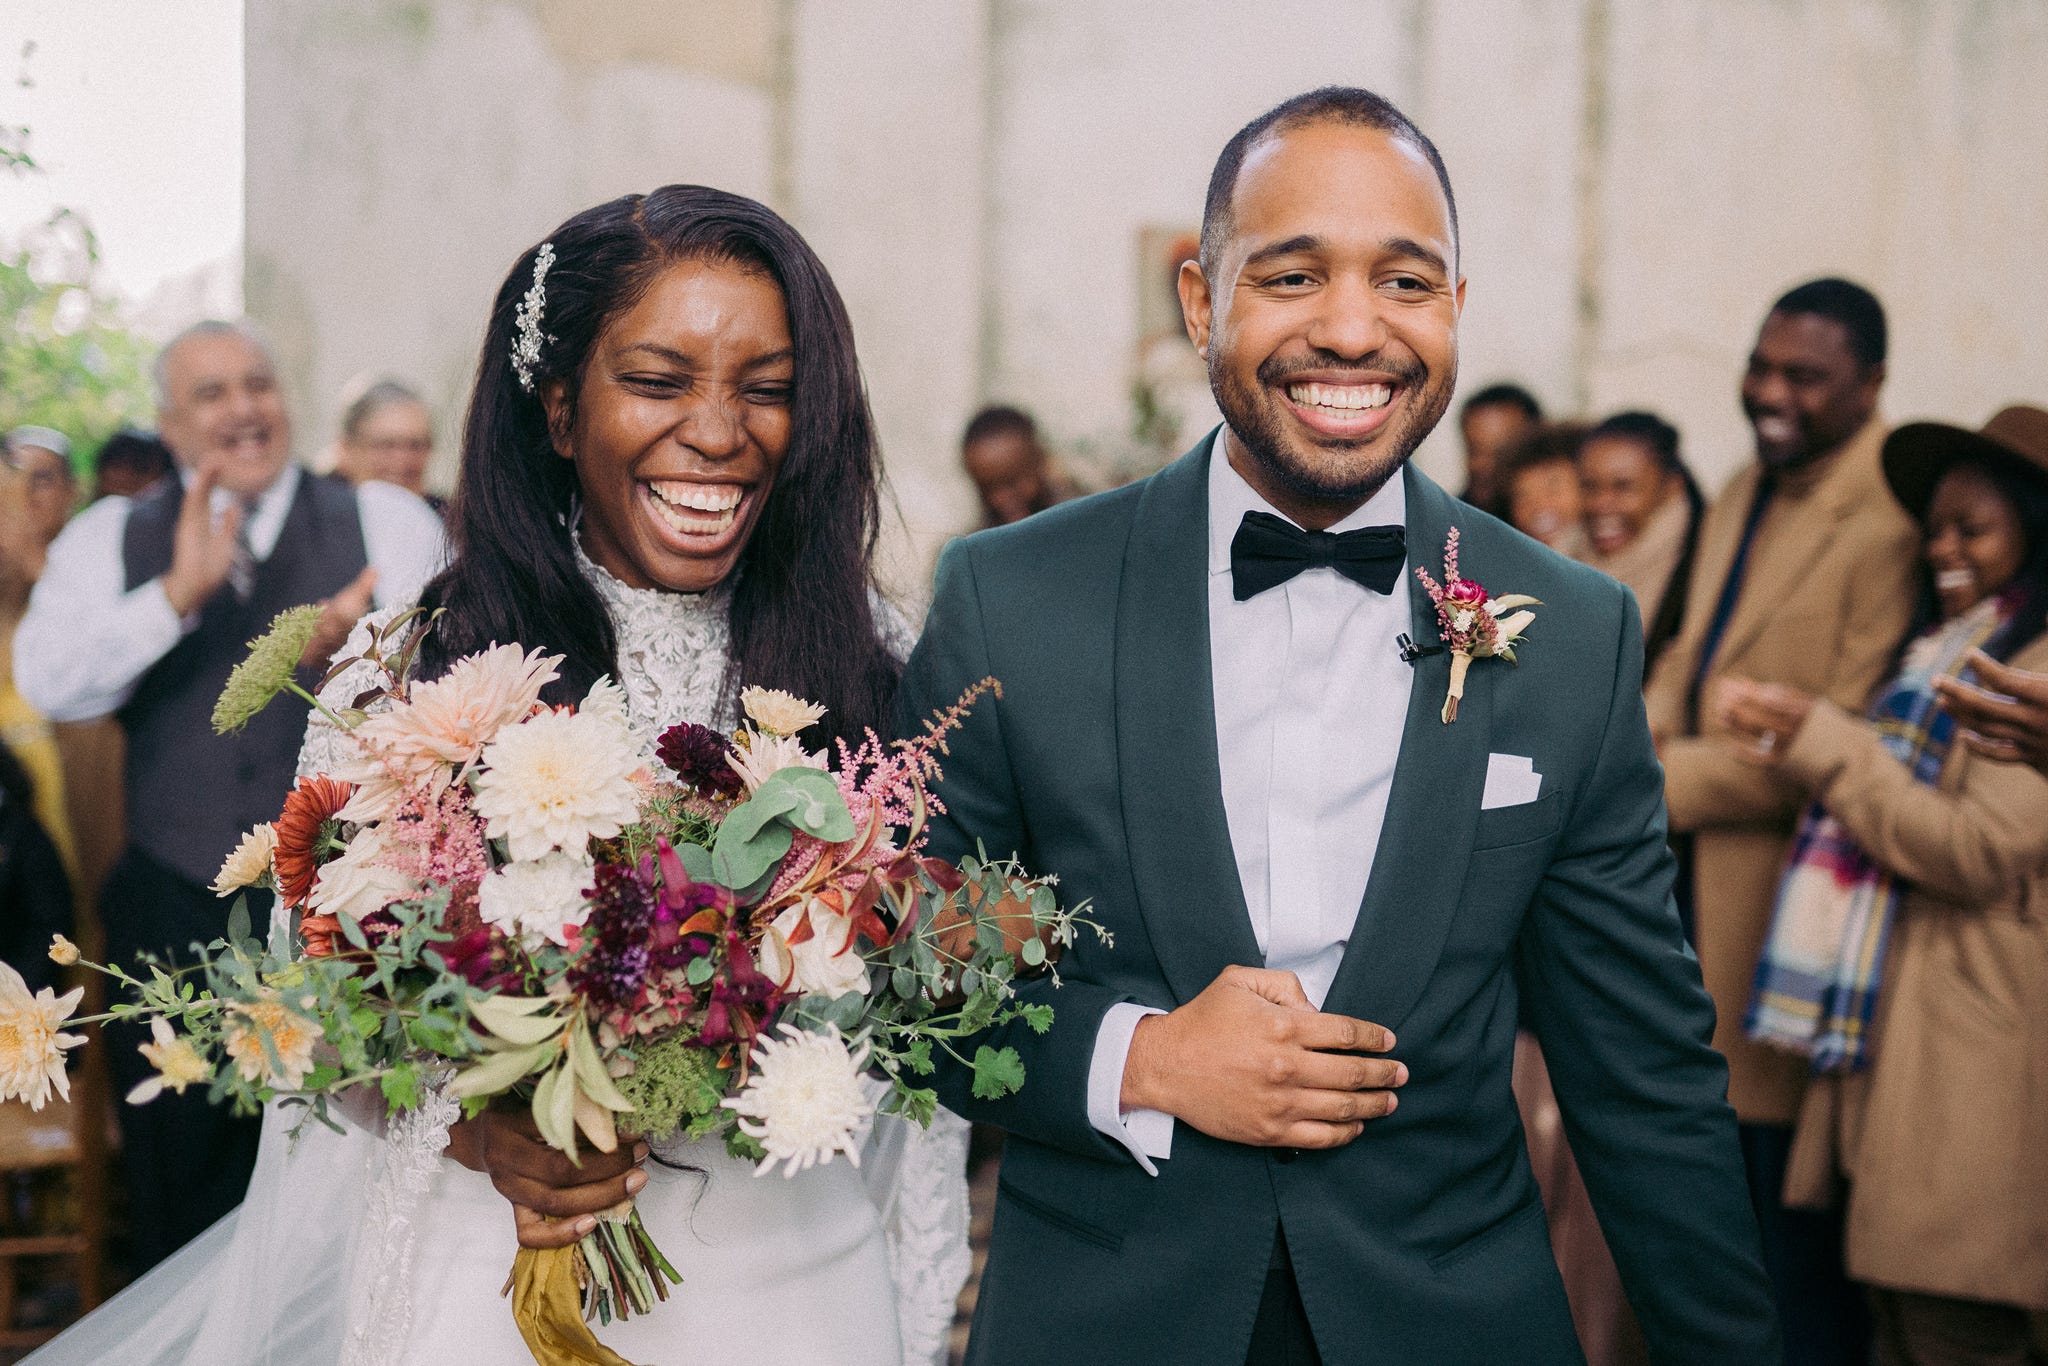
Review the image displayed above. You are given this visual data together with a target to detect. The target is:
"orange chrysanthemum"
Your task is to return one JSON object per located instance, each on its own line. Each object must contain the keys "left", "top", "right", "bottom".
{"left": 273, "top": 776, "right": 355, "bottom": 908}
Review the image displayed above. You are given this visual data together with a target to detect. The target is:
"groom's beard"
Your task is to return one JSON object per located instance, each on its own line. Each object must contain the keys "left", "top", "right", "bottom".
{"left": 1210, "top": 345, "right": 1454, "bottom": 508}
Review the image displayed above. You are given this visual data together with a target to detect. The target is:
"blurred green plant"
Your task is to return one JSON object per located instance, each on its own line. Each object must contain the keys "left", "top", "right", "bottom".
{"left": 1, "top": 120, "right": 155, "bottom": 480}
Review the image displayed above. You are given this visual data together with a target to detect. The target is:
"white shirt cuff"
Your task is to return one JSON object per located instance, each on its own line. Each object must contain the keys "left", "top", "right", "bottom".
{"left": 1087, "top": 1001, "right": 1174, "bottom": 1175}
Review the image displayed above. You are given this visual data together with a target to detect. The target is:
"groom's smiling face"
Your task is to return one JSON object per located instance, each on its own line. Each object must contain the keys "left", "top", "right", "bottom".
{"left": 1182, "top": 120, "right": 1464, "bottom": 529}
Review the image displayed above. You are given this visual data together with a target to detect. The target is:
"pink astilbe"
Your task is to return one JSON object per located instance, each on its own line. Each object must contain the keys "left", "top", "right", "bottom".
{"left": 376, "top": 778, "right": 494, "bottom": 891}
{"left": 831, "top": 676, "right": 1001, "bottom": 859}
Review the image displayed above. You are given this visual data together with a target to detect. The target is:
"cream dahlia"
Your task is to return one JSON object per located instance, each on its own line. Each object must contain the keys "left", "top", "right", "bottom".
{"left": 471, "top": 705, "right": 643, "bottom": 862}
{"left": 0, "top": 962, "right": 86, "bottom": 1111}
{"left": 740, "top": 687, "right": 827, "bottom": 738}
{"left": 127, "top": 1018, "right": 210, "bottom": 1104}
{"left": 222, "top": 994, "right": 319, "bottom": 1090}
{"left": 722, "top": 1023, "right": 874, "bottom": 1178}
{"left": 478, "top": 851, "right": 594, "bottom": 948}
{"left": 46, "top": 935, "right": 78, "bottom": 967}
{"left": 212, "top": 823, "right": 278, "bottom": 896}
{"left": 335, "top": 644, "right": 560, "bottom": 823}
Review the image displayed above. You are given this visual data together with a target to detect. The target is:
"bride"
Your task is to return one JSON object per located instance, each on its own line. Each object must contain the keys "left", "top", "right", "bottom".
{"left": 29, "top": 186, "right": 969, "bottom": 1366}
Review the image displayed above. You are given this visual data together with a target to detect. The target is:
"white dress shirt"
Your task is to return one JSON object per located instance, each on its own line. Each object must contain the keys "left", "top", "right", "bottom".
{"left": 1087, "top": 433, "right": 1415, "bottom": 1171}
{"left": 14, "top": 466, "right": 447, "bottom": 722}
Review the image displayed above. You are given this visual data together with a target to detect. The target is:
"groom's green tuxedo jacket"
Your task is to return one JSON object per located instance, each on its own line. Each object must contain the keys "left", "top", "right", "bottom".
{"left": 896, "top": 440, "right": 1778, "bottom": 1365}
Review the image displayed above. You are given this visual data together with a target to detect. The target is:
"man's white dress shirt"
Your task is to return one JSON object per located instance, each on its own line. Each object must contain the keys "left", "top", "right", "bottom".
{"left": 15, "top": 466, "right": 447, "bottom": 722}
{"left": 1086, "top": 433, "right": 1415, "bottom": 1172}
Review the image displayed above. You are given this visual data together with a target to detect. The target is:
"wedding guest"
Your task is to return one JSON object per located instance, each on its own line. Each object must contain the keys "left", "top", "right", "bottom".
{"left": 0, "top": 740, "right": 72, "bottom": 998}
{"left": 1719, "top": 405, "right": 2048, "bottom": 1366}
{"left": 333, "top": 376, "right": 442, "bottom": 511}
{"left": 4, "top": 426, "right": 79, "bottom": 555}
{"left": 1500, "top": 420, "right": 1589, "bottom": 557}
{"left": 1933, "top": 408, "right": 2048, "bottom": 778}
{"left": 961, "top": 405, "right": 1074, "bottom": 528}
{"left": 1644, "top": 276, "right": 1919, "bottom": 1365}
{"left": 1457, "top": 381, "right": 1541, "bottom": 514}
{"left": 11, "top": 318, "right": 445, "bottom": 1271}
{"left": 1578, "top": 410, "right": 1704, "bottom": 668}
{"left": 0, "top": 432, "right": 78, "bottom": 872}
{"left": 92, "top": 428, "right": 173, "bottom": 502}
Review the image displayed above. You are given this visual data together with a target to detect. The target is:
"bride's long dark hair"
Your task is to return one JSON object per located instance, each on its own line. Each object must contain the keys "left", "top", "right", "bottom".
{"left": 415, "top": 186, "right": 899, "bottom": 744}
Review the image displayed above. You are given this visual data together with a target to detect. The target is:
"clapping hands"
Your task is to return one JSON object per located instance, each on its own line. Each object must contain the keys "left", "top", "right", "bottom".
{"left": 1936, "top": 651, "right": 2048, "bottom": 776}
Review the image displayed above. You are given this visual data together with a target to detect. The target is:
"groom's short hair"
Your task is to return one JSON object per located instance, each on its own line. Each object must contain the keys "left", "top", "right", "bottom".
{"left": 1200, "top": 86, "right": 1458, "bottom": 277}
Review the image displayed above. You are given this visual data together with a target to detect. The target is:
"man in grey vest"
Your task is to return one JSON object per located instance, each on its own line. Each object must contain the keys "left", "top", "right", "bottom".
{"left": 14, "top": 319, "right": 445, "bottom": 1269}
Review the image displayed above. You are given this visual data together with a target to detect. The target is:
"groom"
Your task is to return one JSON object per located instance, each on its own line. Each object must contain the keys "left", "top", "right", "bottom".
{"left": 899, "top": 88, "right": 1777, "bottom": 1364}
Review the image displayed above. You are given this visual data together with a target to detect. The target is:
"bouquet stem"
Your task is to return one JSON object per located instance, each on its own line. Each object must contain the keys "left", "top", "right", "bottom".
{"left": 507, "top": 1203, "right": 681, "bottom": 1366}
{"left": 580, "top": 1202, "right": 681, "bottom": 1324}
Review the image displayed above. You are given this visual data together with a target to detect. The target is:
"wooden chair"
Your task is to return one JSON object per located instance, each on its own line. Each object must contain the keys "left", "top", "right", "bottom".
{"left": 0, "top": 1043, "right": 110, "bottom": 1354}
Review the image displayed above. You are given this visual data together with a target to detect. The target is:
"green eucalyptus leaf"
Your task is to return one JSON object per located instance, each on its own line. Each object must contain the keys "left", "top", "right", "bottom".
{"left": 1020, "top": 937, "right": 1047, "bottom": 968}
{"left": 755, "top": 768, "right": 854, "bottom": 842}
{"left": 675, "top": 843, "right": 714, "bottom": 882}
{"left": 709, "top": 817, "right": 794, "bottom": 891}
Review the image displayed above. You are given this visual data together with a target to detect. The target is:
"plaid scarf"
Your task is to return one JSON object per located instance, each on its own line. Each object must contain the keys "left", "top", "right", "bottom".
{"left": 1745, "top": 593, "right": 2014, "bottom": 1073}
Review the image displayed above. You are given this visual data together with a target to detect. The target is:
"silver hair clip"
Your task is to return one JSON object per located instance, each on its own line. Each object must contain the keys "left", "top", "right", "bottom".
{"left": 510, "top": 242, "right": 556, "bottom": 392}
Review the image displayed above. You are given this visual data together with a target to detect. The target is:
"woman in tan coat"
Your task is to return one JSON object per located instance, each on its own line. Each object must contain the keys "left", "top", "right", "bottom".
{"left": 1719, "top": 406, "right": 2048, "bottom": 1366}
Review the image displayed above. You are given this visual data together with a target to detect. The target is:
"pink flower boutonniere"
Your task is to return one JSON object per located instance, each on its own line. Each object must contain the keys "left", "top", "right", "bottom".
{"left": 1415, "top": 528, "right": 1541, "bottom": 723}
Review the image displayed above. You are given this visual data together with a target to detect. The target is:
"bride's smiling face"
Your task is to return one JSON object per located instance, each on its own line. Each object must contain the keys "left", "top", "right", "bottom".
{"left": 546, "top": 256, "right": 796, "bottom": 593}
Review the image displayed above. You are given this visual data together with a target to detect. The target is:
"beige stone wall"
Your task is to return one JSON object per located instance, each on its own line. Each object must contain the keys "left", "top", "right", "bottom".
{"left": 247, "top": 0, "right": 2048, "bottom": 601}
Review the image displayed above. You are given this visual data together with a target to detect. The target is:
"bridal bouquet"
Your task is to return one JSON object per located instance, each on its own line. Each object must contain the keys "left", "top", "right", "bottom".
{"left": 5, "top": 606, "right": 1094, "bottom": 1366}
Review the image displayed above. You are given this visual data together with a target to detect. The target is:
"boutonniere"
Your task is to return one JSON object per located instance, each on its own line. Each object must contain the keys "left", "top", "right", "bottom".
{"left": 1414, "top": 528, "right": 1541, "bottom": 723}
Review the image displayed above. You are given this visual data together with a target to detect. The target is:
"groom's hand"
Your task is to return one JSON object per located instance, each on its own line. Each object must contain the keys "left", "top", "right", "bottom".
{"left": 447, "top": 1108, "right": 652, "bottom": 1249}
{"left": 1121, "top": 966, "right": 1405, "bottom": 1149}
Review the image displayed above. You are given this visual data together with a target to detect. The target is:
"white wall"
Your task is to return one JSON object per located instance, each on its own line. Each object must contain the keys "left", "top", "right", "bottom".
{"left": 246, "top": 0, "right": 2048, "bottom": 600}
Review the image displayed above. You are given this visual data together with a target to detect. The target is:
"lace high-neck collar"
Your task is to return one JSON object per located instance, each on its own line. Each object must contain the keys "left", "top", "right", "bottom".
{"left": 573, "top": 534, "right": 738, "bottom": 749}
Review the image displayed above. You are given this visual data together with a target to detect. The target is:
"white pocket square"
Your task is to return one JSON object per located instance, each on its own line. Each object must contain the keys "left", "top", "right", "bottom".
{"left": 1481, "top": 753, "right": 1543, "bottom": 810}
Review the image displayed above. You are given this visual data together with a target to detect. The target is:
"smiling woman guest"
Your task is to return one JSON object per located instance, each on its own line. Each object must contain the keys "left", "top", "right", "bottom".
{"left": 1576, "top": 411, "right": 1703, "bottom": 668}
{"left": 333, "top": 377, "right": 440, "bottom": 509}
{"left": 1717, "top": 406, "right": 2048, "bottom": 1366}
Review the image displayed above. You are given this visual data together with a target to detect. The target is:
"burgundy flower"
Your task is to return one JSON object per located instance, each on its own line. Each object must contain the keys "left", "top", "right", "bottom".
{"left": 1445, "top": 577, "right": 1489, "bottom": 605}
{"left": 656, "top": 723, "right": 745, "bottom": 799}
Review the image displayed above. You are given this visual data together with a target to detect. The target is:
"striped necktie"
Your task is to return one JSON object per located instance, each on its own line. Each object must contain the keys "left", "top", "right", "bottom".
{"left": 227, "top": 495, "right": 260, "bottom": 601}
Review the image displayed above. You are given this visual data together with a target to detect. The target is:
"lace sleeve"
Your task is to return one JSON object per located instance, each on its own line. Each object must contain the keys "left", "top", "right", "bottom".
{"left": 862, "top": 1103, "right": 971, "bottom": 1366}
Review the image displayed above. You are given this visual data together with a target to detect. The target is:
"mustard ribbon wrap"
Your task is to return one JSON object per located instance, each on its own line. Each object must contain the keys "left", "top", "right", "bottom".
{"left": 509, "top": 1246, "right": 643, "bottom": 1366}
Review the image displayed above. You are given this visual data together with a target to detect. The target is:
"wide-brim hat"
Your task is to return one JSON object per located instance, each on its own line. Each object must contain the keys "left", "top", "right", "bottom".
{"left": 1882, "top": 405, "right": 2048, "bottom": 521}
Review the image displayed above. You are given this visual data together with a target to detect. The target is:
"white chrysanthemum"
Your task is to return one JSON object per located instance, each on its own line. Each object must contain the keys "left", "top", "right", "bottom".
{"left": 0, "top": 962, "right": 85, "bottom": 1111}
{"left": 222, "top": 994, "right": 319, "bottom": 1090}
{"left": 479, "top": 851, "right": 595, "bottom": 948}
{"left": 757, "top": 896, "right": 871, "bottom": 1000}
{"left": 212, "top": 823, "right": 278, "bottom": 896}
{"left": 740, "top": 687, "right": 828, "bottom": 738}
{"left": 729, "top": 731, "right": 827, "bottom": 793}
{"left": 722, "top": 1024, "right": 874, "bottom": 1178}
{"left": 307, "top": 824, "right": 422, "bottom": 924}
{"left": 128, "top": 1018, "right": 210, "bottom": 1105}
{"left": 472, "top": 706, "right": 643, "bottom": 862}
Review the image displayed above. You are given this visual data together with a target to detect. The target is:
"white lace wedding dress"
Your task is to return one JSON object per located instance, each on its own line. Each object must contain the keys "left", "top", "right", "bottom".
{"left": 27, "top": 552, "right": 970, "bottom": 1366}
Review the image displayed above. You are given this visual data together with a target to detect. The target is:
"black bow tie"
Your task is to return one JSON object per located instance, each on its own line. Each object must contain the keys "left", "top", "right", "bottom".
{"left": 1229, "top": 510, "right": 1406, "bottom": 601}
